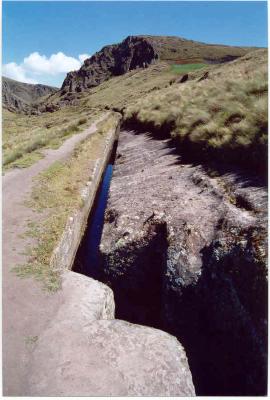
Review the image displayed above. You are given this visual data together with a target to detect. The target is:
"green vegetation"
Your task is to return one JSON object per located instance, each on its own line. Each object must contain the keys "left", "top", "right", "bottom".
{"left": 13, "top": 113, "right": 121, "bottom": 291}
{"left": 3, "top": 106, "right": 100, "bottom": 170}
{"left": 171, "top": 63, "right": 206, "bottom": 73}
{"left": 124, "top": 50, "right": 268, "bottom": 174}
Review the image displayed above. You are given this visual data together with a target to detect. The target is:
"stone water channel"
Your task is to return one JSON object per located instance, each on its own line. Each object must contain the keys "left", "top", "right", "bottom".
{"left": 73, "top": 128, "right": 268, "bottom": 396}
{"left": 73, "top": 141, "right": 117, "bottom": 280}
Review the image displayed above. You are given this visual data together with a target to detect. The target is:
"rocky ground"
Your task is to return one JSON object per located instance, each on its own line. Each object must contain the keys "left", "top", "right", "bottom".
{"left": 28, "top": 272, "right": 194, "bottom": 396}
{"left": 99, "top": 129, "right": 267, "bottom": 395}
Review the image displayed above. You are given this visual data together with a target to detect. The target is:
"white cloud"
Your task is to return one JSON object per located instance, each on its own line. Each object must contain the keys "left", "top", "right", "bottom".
{"left": 2, "top": 62, "right": 38, "bottom": 84}
{"left": 2, "top": 51, "right": 89, "bottom": 85}
{"left": 23, "top": 52, "right": 81, "bottom": 75}
{"left": 79, "top": 54, "right": 91, "bottom": 63}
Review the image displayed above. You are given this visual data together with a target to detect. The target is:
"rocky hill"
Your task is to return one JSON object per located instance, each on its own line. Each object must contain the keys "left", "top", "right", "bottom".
{"left": 2, "top": 76, "right": 58, "bottom": 113}
{"left": 60, "top": 35, "right": 258, "bottom": 95}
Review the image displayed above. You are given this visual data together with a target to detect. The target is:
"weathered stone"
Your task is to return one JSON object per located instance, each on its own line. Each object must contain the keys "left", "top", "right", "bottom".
{"left": 95, "top": 129, "right": 267, "bottom": 395}
{"left": 44, "top": 103, "right": 60, "bottom": 112}
{"left": 57, "top": 270, "right": 115, "bottom": 322}
{"left": 61, "top": 36, "right": 158, "bottom": 95}
{"left": 27, "top": 271, "right": 195, "bottom": 396}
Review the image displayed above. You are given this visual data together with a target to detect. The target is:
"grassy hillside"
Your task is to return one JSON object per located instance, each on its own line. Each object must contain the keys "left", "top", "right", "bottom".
{"left": 79, "top": 63, "right": 181, "bottom": 110}
{"left": 43, "top": 35, "right": 258, "bottom": 107}
{"left": 42, "top": 60, "right": 211, "bottom": 111}
{"left": 142, "top": 35, "right": 258, "bottom": 63}
{"left": 171, "top": 63, "right": 206, "bottom": 73}
{"left": 3, "top": 48, "right": 267, "bottom": 175}
{"left": 3, "top": 62, "right": 181, "bottom": 169}
{"left": 3, "top": 106, "right": 100, "bottom": 169}
{"left": 124, "top": 49, "right": 268, "bottom": 174}
{"left": 3, "top": 65, "right": 176, "bottom": 169}
{"left": 41, "top": 35, "right": 260, "bottom": 114}
{"left": 4, "top": 45, "right": 268, "bottom": 286}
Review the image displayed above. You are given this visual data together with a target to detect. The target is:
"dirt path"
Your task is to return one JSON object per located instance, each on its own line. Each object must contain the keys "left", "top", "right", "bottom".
{"left": 2, "top": 115, "right": 105, "bottom": 395}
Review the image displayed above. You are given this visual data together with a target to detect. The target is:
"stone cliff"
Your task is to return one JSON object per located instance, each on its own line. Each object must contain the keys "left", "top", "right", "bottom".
{"left": 61, "top": 36, "right": 158, "bottom": 94}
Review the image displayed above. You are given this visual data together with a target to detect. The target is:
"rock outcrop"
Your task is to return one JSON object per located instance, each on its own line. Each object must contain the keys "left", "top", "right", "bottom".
{"left": 90, "top": 129, "right": 267, "bottom": 395}
{"left": 61, "top": 36, "right": 158, "bottom": 94}
{"left": 27, "top": 271, "right": 195, "bottom": 396}
{"left": 2, "top": 76, "right": 57, "bottom": 113}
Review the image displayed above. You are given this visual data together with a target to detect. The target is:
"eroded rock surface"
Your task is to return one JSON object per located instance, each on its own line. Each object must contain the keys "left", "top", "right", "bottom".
{"left": 61, "top": 36, "right": 158, "bottom": 95}
{"left": 98, "top": 129, "right": 267, "bottom": 395}
{"left": 27, "top": 271, "right": 194, "bottom": 396}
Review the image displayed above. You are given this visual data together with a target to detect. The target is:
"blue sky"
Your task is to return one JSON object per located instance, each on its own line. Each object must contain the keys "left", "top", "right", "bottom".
{"left": 3, "top": 1, "right": 268, "bottom": 87}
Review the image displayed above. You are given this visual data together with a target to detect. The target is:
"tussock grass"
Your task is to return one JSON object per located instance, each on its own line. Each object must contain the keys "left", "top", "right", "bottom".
{"left": 124, "top": 50, "right": 268, "bottom": 174}
{"left": 14, "top": 113, "right": 120, "bottom": 291}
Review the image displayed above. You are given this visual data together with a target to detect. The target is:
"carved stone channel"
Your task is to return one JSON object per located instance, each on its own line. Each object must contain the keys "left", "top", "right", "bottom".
{"left": 73, "top": 128, "right": 267, "bottom": 396}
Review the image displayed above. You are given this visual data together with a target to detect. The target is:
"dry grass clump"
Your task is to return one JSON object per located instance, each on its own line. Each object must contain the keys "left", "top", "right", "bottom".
{"left": 14, "top": 112, "right": 120, "bottom": 291}
{"left": 125, "top": 50, "right": 268, "bottom": 173}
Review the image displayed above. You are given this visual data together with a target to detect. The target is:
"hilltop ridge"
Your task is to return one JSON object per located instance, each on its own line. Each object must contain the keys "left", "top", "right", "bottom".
{"left": 2, "top": 76, "right": 58, "bottom": 113}
{"left": 60, "top": 35, "right": 258, "bottom": 95}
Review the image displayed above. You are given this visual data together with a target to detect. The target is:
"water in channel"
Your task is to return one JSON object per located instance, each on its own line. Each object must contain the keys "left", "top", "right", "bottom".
{"left": 73, "top": 145, "right": 116, "bottom": 278}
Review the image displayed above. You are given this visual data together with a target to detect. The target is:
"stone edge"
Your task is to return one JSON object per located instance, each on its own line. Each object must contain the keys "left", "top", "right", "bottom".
{"left": 49, "top": 115, "right": 121, "bottom": 274}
